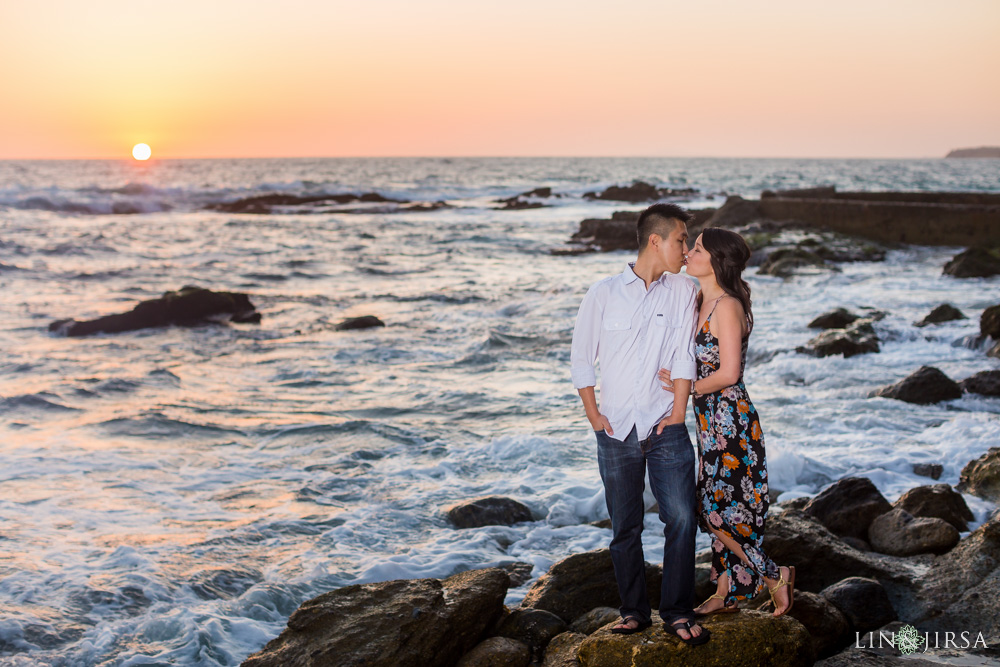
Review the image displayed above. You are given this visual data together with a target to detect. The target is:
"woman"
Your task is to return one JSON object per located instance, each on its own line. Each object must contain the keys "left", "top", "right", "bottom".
{"left": 659, "top": 227, "right": 795, "bottom": 618}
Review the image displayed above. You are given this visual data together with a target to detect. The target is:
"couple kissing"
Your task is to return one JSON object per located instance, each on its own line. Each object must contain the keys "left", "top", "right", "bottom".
{"left": 570, "top": 203, "right": 796, "bottom": 645}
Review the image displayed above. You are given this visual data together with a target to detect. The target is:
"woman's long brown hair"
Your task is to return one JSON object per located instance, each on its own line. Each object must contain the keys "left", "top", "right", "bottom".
{"left": 697, "top": 227, "right": 754, "bottom": 335}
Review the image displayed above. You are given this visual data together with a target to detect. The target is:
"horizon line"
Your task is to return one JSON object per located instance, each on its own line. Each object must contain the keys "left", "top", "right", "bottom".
{"left": 1, "top": 153, "right": 990, "bottom": 162}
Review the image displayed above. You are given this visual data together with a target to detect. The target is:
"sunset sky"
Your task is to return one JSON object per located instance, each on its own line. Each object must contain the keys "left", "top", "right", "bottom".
{"left": 1, "top": 0, "right": 997, "bottom": 159}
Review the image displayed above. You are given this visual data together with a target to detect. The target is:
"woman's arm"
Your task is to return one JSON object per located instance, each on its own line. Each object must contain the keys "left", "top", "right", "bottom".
{"left": 692, "top": 297, "right": 745, "bottom": 396}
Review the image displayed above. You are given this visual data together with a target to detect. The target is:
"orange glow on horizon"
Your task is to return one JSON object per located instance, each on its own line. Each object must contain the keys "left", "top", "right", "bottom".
{"left": 0, "top": 0, "right": 997, "bottom": 159}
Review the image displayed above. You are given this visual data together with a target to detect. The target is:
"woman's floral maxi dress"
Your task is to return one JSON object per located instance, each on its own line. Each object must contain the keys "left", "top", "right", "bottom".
{"left": 693, "top": 300, "right": 779, "bottom": 603}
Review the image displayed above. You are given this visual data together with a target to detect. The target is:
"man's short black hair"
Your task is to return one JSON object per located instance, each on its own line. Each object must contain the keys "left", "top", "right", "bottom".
{"left": 636, "top": 203, "right": 692, "bottom": 251}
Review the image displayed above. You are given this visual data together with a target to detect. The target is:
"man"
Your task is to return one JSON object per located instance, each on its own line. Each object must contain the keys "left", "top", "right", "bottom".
{"left": 569, "top": 203, "right": 707, "bottom": 644}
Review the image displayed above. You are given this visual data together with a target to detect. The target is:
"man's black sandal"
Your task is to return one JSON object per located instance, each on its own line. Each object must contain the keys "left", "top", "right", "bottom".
{"left": 610, "top": 616, "right": 651, "bottom": 635}
{"left": 664, "top": 619, "right": 711, "bottom": 645}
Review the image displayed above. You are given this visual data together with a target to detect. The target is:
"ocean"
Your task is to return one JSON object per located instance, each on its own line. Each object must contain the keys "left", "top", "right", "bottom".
{"left": 1, "top": 157, "right": 998, "bottom": 666}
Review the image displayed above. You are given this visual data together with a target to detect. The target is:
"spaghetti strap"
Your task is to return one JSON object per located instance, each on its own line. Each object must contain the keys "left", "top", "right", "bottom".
{"left": 706, "top": 295, "right": 726, "bottom": 320}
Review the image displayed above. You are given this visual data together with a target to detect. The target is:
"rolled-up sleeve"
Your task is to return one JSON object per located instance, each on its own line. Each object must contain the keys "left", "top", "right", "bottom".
{"left": 669, "top": 284, "right": 698, "bottom": 380}
{"left": 570, "top": 284, "right": 602, "bottom": 388}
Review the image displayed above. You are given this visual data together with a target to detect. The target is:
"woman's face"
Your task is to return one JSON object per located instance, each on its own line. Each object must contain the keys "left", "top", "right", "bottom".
{"left": 685, "top": 234, "right": 714, "bottom": 279}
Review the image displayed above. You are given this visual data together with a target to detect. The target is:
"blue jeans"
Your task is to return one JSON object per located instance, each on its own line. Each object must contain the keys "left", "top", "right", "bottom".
{"left": 596, "top": 423, "right": 696, "bottom": 624}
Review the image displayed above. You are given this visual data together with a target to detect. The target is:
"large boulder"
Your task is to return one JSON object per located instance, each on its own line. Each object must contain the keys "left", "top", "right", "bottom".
{"left": 893, "top": 484, "right": 974, "bottom": 532}
{"left": 914, "top": 303, "right": 965, "bottom": 327}
{"left": 959, "top": 370, "right": 1000, "bottom": 397}
{"left": 809, "top": 308, "right": 861, "bottom": 330}
{"left": 820, "top": 578, "right": 897, "bottom": 633}
{"left": 705, "top": 195, "right": 763, "bottom": 229}
{"left": 519, "top": 549, "right": 661, "bottom": 623}
{"left": 49, "top": 286, "right": 261, "bottom": 336}
{"left": 867, "top": 508, "right": 959, "bottom": 557}
{"left": 542, "top": 632, "right": 586, "bottom": 667}
{"left": 787, "top": 590, "right": 851, "bottom": 658}
{"left": 568, "top": 608, "right": 620, "bottom": 635}
{"left": 457, "top": 637, "right": 531, "bottom": 667}
{"left": 576, "top": 610, "right": 814, "bottom": 667}
{"left": 495, "top": 608, "right": 568, "bottom": 650}
{"left": 334, "top": 315, "right": 385, "bottom": 331}
{"left": 803, "top": 477, "right": 892, "bottom": 541}
{"left": 957, "top": 448, "right": 1000, "bottom": 502}
{"left": 797, "top": 319, "right": 879, "bottom": 358}
{"left": 582, "top": 181, "right": 697, "bottom": 203}
{"left": 447, "top": 497, "right": 534, "bottom": 529}
{"left": 982, "top": 304, "right": 1000, "bottom": 339}
{"left": 569, "top": 211, "right": 640, "bottom": 252}
{"left": 241, "top": 568, "right": 509, "bottom": 667}
{"left": 758, "top": 246, "right": 829, "bottom": 277}
{"left": 943, "top": 246, "right": 1000, "bottom": 278}
{"left": 871, "top": 366, "right": 962, "bottom": 404}
{"left": 912, "top": 463, "right": 943, "bottom": 480}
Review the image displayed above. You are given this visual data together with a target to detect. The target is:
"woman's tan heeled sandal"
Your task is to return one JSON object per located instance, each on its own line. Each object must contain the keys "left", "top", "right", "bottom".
{"left": 695, "top": 592, "right": 739, "bottom": 616}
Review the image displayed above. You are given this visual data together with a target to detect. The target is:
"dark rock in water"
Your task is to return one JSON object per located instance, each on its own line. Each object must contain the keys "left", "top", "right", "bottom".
{"left": 448, "top": 496, "right": 534, "bottom": 529}
{"left": 957, "top": 447, "right": 1000, "bottom": 502}
{"left": 872, "top": 366, "right": 962, "bottom": 404}
{"left": 981, "top": 304, "right": 1000, "bottom": 339}
{"left": 209, "top": 191, "right": 405, "bottom": 214}
{"left": 787, "top": 590, "right": 851, "bottom": 658}
{"left": 867, "top": 508, "right": 959, "bottom": 557}
{"left": 820, "top": 578, "right": 897, "bottom": 633}
{"left": 797, "top": 319, "right": 879, "bottom": 358}
{"left": 943, "top": 246, "right": 1000, "bottom": 278}
{"left": 893, "top": 484, "right": 974, "bottom": 532}
{"left": 540, "top": 631, "right": 586, "bottom": 667}
{"left": 582, "top": 181, "right": 697, "bottom": 203}
{"left": 568, "top": 607, "right": 619, "bottom": 635}
{"left": 334, "top": 315, "right": 385, "bottom": 331}
{"left": 960, "top": 370, "right": 1000, "bottom": 397}
{"left": 457, "top": 636, "right": 530, "bottom": 667}
{"left": 241, "top": 568, "right": 509, "bottom": 667}
{"left": 912, "top": 463, "right": 943, "bottom": 480}
{"left": 809, "top": 308, "right": 861, "bottom": 330}
{"left": 49, "top": 286, "right": 260, "bottom": 337}
{"left": 569, "top": 211, "right": 640, "bottom": 252}
{"left": 914, "top": 303, "right": 965, "bottom": 327}
{"left": 495, "top": 608, "right": 567, "bottom": 649}
{"left": 519, "top": 549, "right": 661, "bottom": 623}
{"left": 758, "top": 246, "right": 830, "bottom": 277}
{"left": 496, "top": 187, "right": 555, "bottom": 210}
{"left": 804, "top": 477, "right": 892, "bottom": 541}
{"left": 577, "top": 610, "right": 814, "bottom": 667}
{"left": 763, "top": 186, "right": 838, "bottom": 199}
{"left": 704, "top": 195, "right": 763, "bottom": 229}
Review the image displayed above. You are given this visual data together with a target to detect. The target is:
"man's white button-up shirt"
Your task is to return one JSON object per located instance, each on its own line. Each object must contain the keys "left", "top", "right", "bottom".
{"left": 570, "top": 263, "right": 698, "bottom": 441}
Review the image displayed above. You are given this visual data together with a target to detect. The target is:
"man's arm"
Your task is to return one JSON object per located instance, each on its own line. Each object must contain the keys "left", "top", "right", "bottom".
{"left": 571, "top": 284, "right": 613, "bottom": 434}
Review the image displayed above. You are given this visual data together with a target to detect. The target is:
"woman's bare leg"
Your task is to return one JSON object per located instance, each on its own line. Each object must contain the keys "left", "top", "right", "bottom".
{"left": 707, "top": 528, "right": 789, "bottom": 615}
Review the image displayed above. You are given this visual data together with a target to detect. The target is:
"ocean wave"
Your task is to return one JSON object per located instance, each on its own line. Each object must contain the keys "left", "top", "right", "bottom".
{"left": 0, "top": 393, "right": 80, "bottom": 414}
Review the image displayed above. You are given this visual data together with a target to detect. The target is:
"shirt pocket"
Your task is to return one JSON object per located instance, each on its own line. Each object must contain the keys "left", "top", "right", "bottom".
{"left": 602, "top": 307, "right": 633, "bottom": 332}
{"left": 653, "top": 312, "right": 680, "bottom": 327}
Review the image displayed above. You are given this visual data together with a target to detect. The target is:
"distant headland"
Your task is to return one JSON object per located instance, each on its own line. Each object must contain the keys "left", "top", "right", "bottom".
{"left": 946, "top": 146, "right": 1000, "bottom": 158}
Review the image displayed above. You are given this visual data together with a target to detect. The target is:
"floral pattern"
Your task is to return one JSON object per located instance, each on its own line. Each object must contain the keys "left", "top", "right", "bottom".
{"left": 693, "top": 306, "right": 779, "bottom": 603}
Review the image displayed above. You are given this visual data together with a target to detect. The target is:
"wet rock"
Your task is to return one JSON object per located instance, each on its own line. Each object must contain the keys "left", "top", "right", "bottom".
{"left": 943, "top": 246, "right": 1000, "bottom": 278}
{"left": 241, "top": 568, "right": 509, "bottom": 667}
{"left": 334, "top": 315, "right": 386, "bottom": 331}
{"left": 809, "top": 308, "right": 862, "bottom": 330}
{"left": 804, "top": 477, "right": 892, "bottom": 541}
{"left": 520, "top": 549, "right": 662, "bottom": 623}
{"left": 872, "top": 366, "right": 962, "bottom": 404}
{"left": 496, "top": 187, "right": 555, "bottom": 210}
{"left": 957, "top": 447, "right": 1000, "bottom": 502}
{"left": 541, "top": 631, "right": 586, "bottom": 667}
{"left": 797, "top": 319, "right": 880, "bottom": 358}
{"left": 912, "top": 463, "right": 943, "bottom": 480}
{"left": 569, "top": 211, "right": 640, "bottom": 252}
{"left": 49, "top": 286, "right": 260, "bottom": 337}
{"left": 495, "top": 608, "right": 567, "bottom": 649}
{"left": 568, "top": 608, "right": 620, "bottom": 635}
{"left": 457, "top": 637, "right": 531, "bottom": 667}
{"left": 820, "top": 578, "right": 897, "bottom": 633}
{"left": 990, "top": 341, "right": 1000, "bottom": 358}
{"left": 576, "top": 610, "right": 813, "bottom": 667}
{"left": 960, "top": 370, "right": 1000, "bottom": 397}
{"left": 209, "top": 192, "right": 405, "bottom": 214}
{"left": 582, "top": 181, "right": 697, "bottom": 203}
{"left": 914, "top": 303, "right": 965, "bottom": 327}
{"left": 893, "top": 484, "right": 974, "bottom": 532}
{"left": 867, "top": 508, "right": 959, "bottom": 557}
{"left": 787, "top": 590, "right": 851, "bottom": 658}
{"left": 815, "top": 647, "right": 941, "bottom": 665}
{"left": 758, "top": 246, "right": 829, "bottom": 277}
{"left": 982, "top": 304, "right": 1000, "bottom": 339}
{"left": 704, "top": 195, "right": 763, "bottom": 229}
{"left": 498, "top": 562, "right": 535, "bottom": 588}
{"left": 448, "top": 496, "right": 533, "bottom": 529}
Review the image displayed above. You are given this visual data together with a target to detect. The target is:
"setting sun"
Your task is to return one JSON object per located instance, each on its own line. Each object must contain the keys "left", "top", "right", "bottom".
{"left": 132, "top": 143, "right": 151, "bottom": 160}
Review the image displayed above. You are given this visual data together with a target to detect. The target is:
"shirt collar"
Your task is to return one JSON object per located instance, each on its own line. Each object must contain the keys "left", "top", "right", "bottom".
{"left": 623, "top": 262, "right": 674, "bottom": 286}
